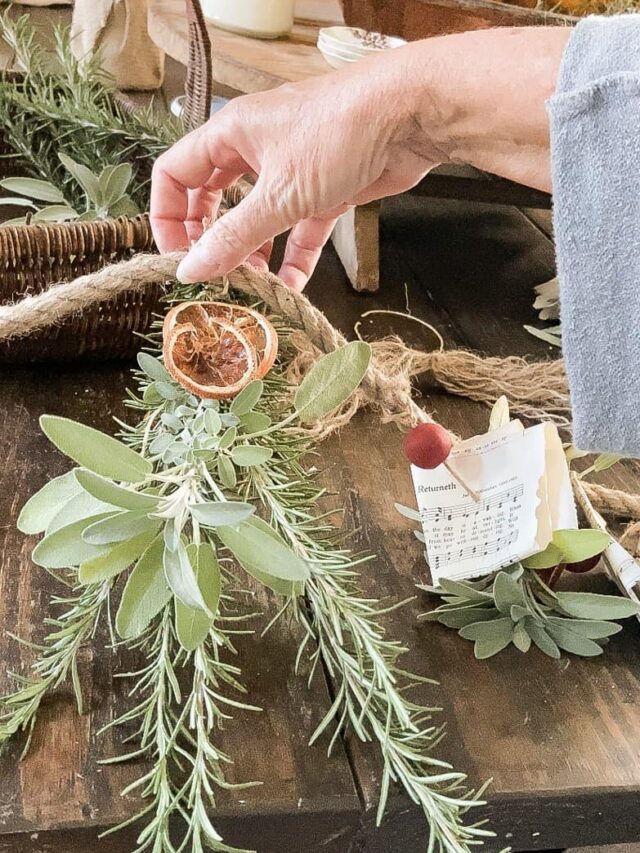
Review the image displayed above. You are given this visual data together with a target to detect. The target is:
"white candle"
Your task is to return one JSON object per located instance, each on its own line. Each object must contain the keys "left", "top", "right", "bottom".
{"left": 202, "top": 0, "right": 295, "bottom": 39}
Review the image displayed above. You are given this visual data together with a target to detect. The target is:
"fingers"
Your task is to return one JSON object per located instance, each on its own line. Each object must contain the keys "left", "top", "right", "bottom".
{"left": 185, "top": 186, "right": 222, "bottom": 245}
{"left": 176, "top": 179, "right": 289, "bottom": 283}
{"left": 277, "top": 215, "right": 338, "bottom": 292}
{"left": 150, "top": 117, "right": 250, "bottom": 253}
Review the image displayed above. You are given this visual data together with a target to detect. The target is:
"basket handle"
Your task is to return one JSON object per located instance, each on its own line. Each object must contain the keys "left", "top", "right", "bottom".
{"left": 183, "top": 0, "right": 213, "bottom": 131}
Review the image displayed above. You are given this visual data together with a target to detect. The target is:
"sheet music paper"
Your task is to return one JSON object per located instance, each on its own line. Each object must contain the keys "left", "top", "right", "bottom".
{"left": 411, "top": 421, "right": 577, "bottom": 585}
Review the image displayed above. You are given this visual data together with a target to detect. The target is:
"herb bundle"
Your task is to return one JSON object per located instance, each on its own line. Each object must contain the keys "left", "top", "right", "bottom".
{"left": 2, "top": 292, "right": 490, "bottom": 853}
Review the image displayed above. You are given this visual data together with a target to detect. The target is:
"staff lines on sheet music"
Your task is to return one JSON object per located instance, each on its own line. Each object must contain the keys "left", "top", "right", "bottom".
{"left": 422, "top": 484, "right": 524, "bottom": 522}
{"left": 432, "top": 529, "right": 518, "bottom": 568}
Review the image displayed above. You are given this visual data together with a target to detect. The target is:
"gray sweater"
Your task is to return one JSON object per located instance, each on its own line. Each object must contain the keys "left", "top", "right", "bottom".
{"left": 548, "top": 15, "right": 640, "bottom": 457}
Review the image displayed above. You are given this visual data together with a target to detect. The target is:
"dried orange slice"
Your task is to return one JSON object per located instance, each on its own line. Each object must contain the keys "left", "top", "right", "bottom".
{"left": 162, "top": 301, "right": 278, "bottom": 399}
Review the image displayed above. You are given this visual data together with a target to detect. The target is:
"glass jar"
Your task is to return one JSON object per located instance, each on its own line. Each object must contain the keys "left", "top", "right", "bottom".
{"left": 201, "top": 0, "right": 295, "bottom": 39}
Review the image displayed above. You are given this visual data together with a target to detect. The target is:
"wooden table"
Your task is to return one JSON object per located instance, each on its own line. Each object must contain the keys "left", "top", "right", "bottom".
{"left": 1, "top": 197, "right": 640, "bottom": 852}
{"left": 148, "top": 0, "right": 551, "bottom": 293}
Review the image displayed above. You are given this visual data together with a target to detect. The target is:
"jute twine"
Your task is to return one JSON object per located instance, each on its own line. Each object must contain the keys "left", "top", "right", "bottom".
{"left": 0, "top": 250, "right": 638, "bottom": 524}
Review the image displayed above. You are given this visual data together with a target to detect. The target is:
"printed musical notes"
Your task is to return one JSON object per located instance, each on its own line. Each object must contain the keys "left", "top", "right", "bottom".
{"left": 410, "top": 421, "right": 577, "bottom": 585}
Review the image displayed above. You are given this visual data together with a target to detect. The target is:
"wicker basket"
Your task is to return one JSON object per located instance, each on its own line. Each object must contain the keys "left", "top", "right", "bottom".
{"left": 0, "top": 0, "right": 213, "bottom": 363}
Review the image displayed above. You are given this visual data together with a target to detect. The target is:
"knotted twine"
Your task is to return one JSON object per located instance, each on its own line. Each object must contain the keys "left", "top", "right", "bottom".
{"left": 0, "top": 250, "right": 637, "bottom": 524}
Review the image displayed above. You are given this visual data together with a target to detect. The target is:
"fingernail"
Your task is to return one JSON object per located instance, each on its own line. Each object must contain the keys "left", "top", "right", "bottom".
{"left": 176, "top": 244, "right": 222, "bottom": 283}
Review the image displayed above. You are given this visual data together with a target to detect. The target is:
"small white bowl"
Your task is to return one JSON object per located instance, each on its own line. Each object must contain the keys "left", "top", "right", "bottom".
{"left": 319, "top": 26, "right": 406, "bottom": 54}
{"left": 317, "top": 43, "right": 359, "bottom": 69}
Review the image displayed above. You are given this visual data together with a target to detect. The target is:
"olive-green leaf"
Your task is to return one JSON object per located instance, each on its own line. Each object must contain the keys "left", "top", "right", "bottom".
{"left": 0, "top": 196, "right": 36, "bottom": 208}
{"left": 108, "top": 194, "right": 139, "bottom": 217}
{"left": 512, "top": 621, "right": 531, "bottom": 653}
{"left": 32, "top": 205, "right": 77, "bottom": 222}
{"left": 230, "top": 446, "right": 273, "bottom": 467}
{"left": 522, "top": 542, "right": 563, "bottom": 570}
{"left": 460, "top": 617, "right": 513, "bottom": 643}
{"left": 545, "top": 623, "right": 603, "bottom": 657}
{"left": 230, "top": 379, "right": 263, "bottom": 416}
{"left": 137, "top": 351, "right": 171, "bottom": 382}
{"left": 592, "top": 453, "right": 621, "bottom": 473}
{"left": 59, "top": 152, "right": 102, "bottom": 207}
{"left": 47, "top": 491, "right": 117, "bottom": 534}
{"left": 555, "top": 591, "right": 640, "bottom": 621}
{"left": 40, "top": 416, "right": 152, "bottom": 483}
{"left": 18, "top": 470, "right": 82, "bottom": 534}
{"left": 473, "top": 624, "right": 514, "bottom": 659}
{"left": 552, "top": 529, "right": 610, "bottom": 564}
{"left": 222, "top": 517, "right": 304, "bottom": 597}
{"left": 438, "top": 578, "right": 492, "bottom": 602}
{"left": 163, "top": 539, "right": 212, "bottom": 614}
{"left": 240, "top": 412, "right": 271, "bottom": 433}
{"left": 217, "top": 456, "right": 236, "bottom": 489}
{"left": 175, "top": 543, "right": 221, "bottom": 651}
{"left": 493, "top": 572, "right": 527, "bottom": 614}
{"left": 294, "top": 341, "right": 371, "bottom": 423}
{"left": 100, "top": 163, "right": 132, "bottom": 207}
{"left": 32, "top": 515, "right": 113, "bottom": 568}
{"left": 546, "top": 616, "right": 622, "bottom": 640}
{"left": 115, "top": 535, "right": 171, "bottom": 639}
{"left": 218, "top": 427, "right": 237, "bottom": 450}
{"left": 79, "top": 528, "right": 158, "bottom": 584}
{"left": 0, "top": 176, "right": 65, "bottom": 202}
{"left": 435, "top": 606, "right": 499, "bottom": 629}
{"left": 75, "top": 469, "right": 158, "bottom": 512}
{"left": 526, "top": 622, "right": 561, "bottom": 659}
{"left": 217, "top": 518, "right": 310, "bottom": 582}
{"left": 83, "top": 512, "right": 161, "bottom": 545}
{"left": 190, "top": 501, "right": 255, "bottom": 528}
{"left": 204, "top": 409, "right": 222, "bottom": 435}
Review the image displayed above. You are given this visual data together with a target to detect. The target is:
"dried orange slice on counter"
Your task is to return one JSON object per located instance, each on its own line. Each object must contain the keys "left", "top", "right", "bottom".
{"left": 162, "top": 301, "right": 278, "bottom": 399}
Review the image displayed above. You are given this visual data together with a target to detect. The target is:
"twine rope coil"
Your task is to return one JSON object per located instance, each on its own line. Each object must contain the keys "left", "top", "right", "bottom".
{"left": 0, "top": 250, "right": 636, "bottom": 524}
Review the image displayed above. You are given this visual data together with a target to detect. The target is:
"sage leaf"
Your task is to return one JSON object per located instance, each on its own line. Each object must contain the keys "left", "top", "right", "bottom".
{"left": 175, "top": 543, "right": 221, "bottom": 651}
{"left": 82, "top": 512, "right": 161, "bottom": 545}
{"left": 163, "top": 539, "right": 212, "bottom": 615}
{"left": 221, "top": 517, "right": 304, "bottom": 597}
{"left": 156, "top": 381, "right": 180, "bottom": 400}
{"left": 555, "top": 591, "right": 640, "bottom": 621}
{"left": 217, "top": 518, "right": 310, "bottom": 582}
{"left": 18, "top": 470, "right": 82, "bottom": 534}
{"left": 137, "top": 352, "right": 171, "bottom": 382}
{"left": 101, "top": 163, "right": 132, "bottom": 207}
{"left": 522, "top": 543, "right": 563, "bottom": 570}
{"left": 217, "top": 456, "right": 236, "bottom": 489}
{"left": 115, "top": 535, "right": 170, "bottom": 639}
{"left": 149, "top": 433, "right": 173, "bottom": 455}
{"left": 79, "top": 528, "right": 158, "bottom": 584}
{"left": 0, "top": 176, "right": 65, "bottom": 202}
{"left": 75, "top": 469, "right": 158, "bottom": 512}
{"left": 438, "top": 578, "right": 492, "bottom": 602}
{"left": 59, "top": 152, "right": 102, "bottom": 206}
{"left": 32, "top": 515, "right": 113, "bottom": 568}
{"left": 435, "top": 607, "right": 499, "bottom": 629}
{"left": 593, "top": 453, "right": 621, "bottom": 473}
{"left": 527, "top": 622, "right": 561, "bottom": 659}
{"left": 294, "top": 341, "right": 371, "bottom": 423}
{"left": 230, "top": 380, "right": 263, "bottom": 416}
{"left": 32, "top": 205, "right": 77, "bottom": 222}
{"left": 510, "top": 604, "right": 531, "bottom": 622}
{"left": 545, "top": 623, "right": 603, "bottom": 657}
{"left": 0, "top": 197, "right": 36, "bottom": 208}
{"left": 552, "top": 529, "right": 610, "bottom": 564}
{"left": 512, "top": 621, "right": 531, "bottom": 653}
{"left": 47, "top": 491, "right": 116, "bottom": 534}
{"left": 546, "top": 617, "right": 622, "bottom": 640}
{"left": 108, "top": 194, "right": 139, "bottom": 217}
{"left": 394, "top": 502, "right": 421, "bottom": 522}
{"left": 218, "top": 427, "right": 237, "bottom": 450}
{"left": 473, "top": 625, "right": 514, "bottom": 659}
{"left": 230, "top": 446, "right": 273, "bottom": 467}
{"left": 143, "top": 383, "right": 163, "bottom": 405}
{"left": 459, "top": 617, "right": 513, "bottom": 643}
{"left": 190, "top": 501, "right": 255, "bottom": 528}
{"left": 204, "top": 409, "right": 222, "bottom": 435}
{"left": 40, "top": 415, "right": 151, "bottom": 483}
{"left": 493, "top": 572, "right": 527, "bottom": 614}
{"left": 240, "top": 412, "right": 271, "bottom": 433}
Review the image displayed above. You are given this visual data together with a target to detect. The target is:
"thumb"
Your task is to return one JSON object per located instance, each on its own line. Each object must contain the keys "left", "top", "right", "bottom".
{"left": 176, "top": 180, "right": 288, "bottom": 283}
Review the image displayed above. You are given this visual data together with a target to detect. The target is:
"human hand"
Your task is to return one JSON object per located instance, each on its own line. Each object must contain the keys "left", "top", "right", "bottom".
{"left": 151, "top": 26, "right": 570, "bottom": 290}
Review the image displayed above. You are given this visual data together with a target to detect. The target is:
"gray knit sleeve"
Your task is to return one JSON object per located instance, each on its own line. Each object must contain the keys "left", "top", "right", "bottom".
{"left": 547, "top": 15, "right": 640, "bottom": 456}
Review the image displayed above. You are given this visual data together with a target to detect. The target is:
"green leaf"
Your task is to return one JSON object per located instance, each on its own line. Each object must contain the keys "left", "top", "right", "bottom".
{"left": 0, "top": 177, "right": 65, "bottom": 202}
{"left": 137, "top": 352, "right": 171, "bottom": 382}
{"left": 204, "top": 409, "right": 222, "bottom": 435}
{"left": 546, "top": 617, "right": 622, "bottom": 640}
{"left": 493, "top": 572, "right": 527, "bottom": 614}
{"left": 240, "top": 412, "right": 271, "bottom": 433}
{"left": 74, "top": 469, "right": 158, "bottom": 512}
{"left": 100, "top": 163, "right": 132, "bottom": 207}
{"left": 522, "top": 543, "right": 563, "bottom": 570}
{"left": 18, "top": 470, "right": 82, "bottom": 534}
{"left": 217, "top": 518, "right": 310, "bottom": 583}
{"left": 82, "top": 512, "right": 161, "bottom": 545}
{"left": 512, "top": 621, "right": 531, "bottom": 653}
{"left": 230, "top": 446, "right": 273, "bottom": 467}
{"left": 40, "top": 415, "right": 152, "bottom": 483}
{"left": 163, "top": 539, "right": 212, "bottom": 614}
{"left": 108, "top": 194, "right": 139, "bottom": 217}
{"left": 32, "top": 205, "right": 77, "bottom": 222}
{"left": 552, "top": 529, "right": 610, "bottom": 564}
{"left": 1, "top": 215, "right": 28, "bottom": 226}
{"left": 230, "top": 379, "right": 263, "bottom": 416}
{"left": 474, "top": 630, "right": 514, "bottom": 659}
{"left": 155, "top": 381, "right": 179, "bottom": 400}
{"left": 294, "top": 341, "right": 371, "bottom": 423}
{"left": 115, "top": 535, "right": 171, "bottom": 639}
{"left": 593, "top": 453, "right": 621, "bottom": 473}
{"left": 32, "top": 515, "right": 113, "bottom": 568}
{"left": 437, "top": 579, "right": 492, "bottom": 602}
{"left": 59, "top": 152, "right": 102, "bottom": 207}
{"left": 523, "top": 324, "right": 562, "bottom": 347}
{"left": 435, "top": 606, "right": 500, "bottom": 629}
{"left": 47, "top": 491, "right": 116, "bottom": 534}
{"left": 175, "top": 543, "right": 221, "bottom": 651}
{"left": 545, "top": 623, "right": 603, "bottom": 657}
{"left": 218, "top": 427, "right": 237, "bottom": 450}
{"left": 565, "top": 445, "right": 588, "bottom": 464}
{"left": 526, "top": 622, "right": 561, "bottom": 659}
{"left": 190, "top": 501, "right": 255, "bottom": 528}
{"left": 79, "top": 529, "right": 158, "bottom": 584}
{"left": 459, "top": 617, "right": 513, "bottom": 643}
{"left": 217, "top": 456, "right": 236, "bottom": 489}
{"left": 0, "top": 197, "right": 36, "bottom": 208}
{"left": 221, "top": 517, "right": 304, "bottom": 597}
{"left": 555, "top": 591, "right": 640, "bottom": 621}
{"left": 489, "top": 395, "right": 510, "bottom": 431}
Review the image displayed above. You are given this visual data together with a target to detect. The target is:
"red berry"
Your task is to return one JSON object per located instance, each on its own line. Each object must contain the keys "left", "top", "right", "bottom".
{"left": 403, "top": 423, "right": 452, "bottom": 469}
{"left": 564, "top": 554, "right": 602, "bottom": 574}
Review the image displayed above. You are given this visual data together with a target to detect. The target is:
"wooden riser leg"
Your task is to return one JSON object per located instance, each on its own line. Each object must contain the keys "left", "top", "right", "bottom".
{"left": 331, "top": 202, "right": 380, "bottom": 293}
